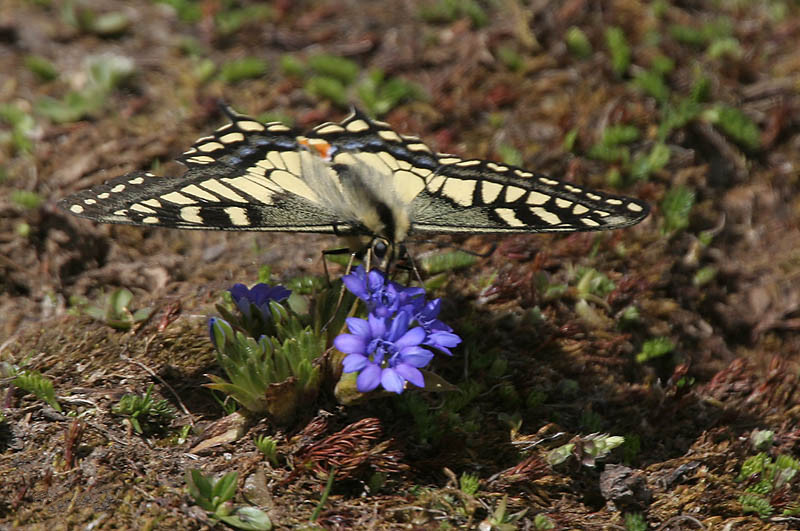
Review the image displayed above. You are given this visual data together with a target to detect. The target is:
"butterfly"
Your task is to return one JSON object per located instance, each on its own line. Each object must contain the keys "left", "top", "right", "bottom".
{"left": 59, "top": 105, "right": 649, "bottom": 266}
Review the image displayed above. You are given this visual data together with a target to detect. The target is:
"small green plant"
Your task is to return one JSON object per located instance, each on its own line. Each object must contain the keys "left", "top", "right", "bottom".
{"left": 582, "top": 434, "right": 625, "bottom": 465}
{"left": 632, "top": 69, "right": 670, "bottom": 103}
{"left": 0, "top": 103, "right": 35, "bottom": 154}
{"left": 357, "top": 69, "right": 427, "bottom": 116}
{"left": 36, "top": 54, "right": 134, "bottom": 123}
{"left": 254, "top": 435, "right": 278, "bottom": 465}
{"left": 112, "top": 384, "right": 176, "bottom": 435}
{"left": 154, "top": 0, "right": 202, "bottom": 23}
{"left": 750, "top": 429, "right": 774, "bottom": 451}
{"left": 630, "top": 142, "right": 670, "bottom": 181}
{"left": 588, "top": 124, "right": 640, "bottom": 163}
{"left": 497, "top": 45, "right": 524, "bottom": 71}
{"left": 575, "top": 267, "right": 616, "bottom": 299}
{"left": 307, "top": 54, "right": 359, "bottom": 85}
{"left": 566, "top": 26, "right": 592, "bottom": 58}
{"left": 419, "top": 250, "right": 477, "bottom": 275}
{"left": 207, "top": 283, "right": 341, "bottom": 423}
{"left": 703, "top": 105, "right": 761, "bottom": 151}
{"left": 305, "top": 76, "right": 348, "bottom": 106}
{"left": 459, "top": 472, "right": 480, "bottom": 495}
{"left": 25, "top": 55, "right": 59, "bottom": 81}
{"left": 85, "top": 287, "right": 153, "bottom": 330}
{"left": 636, "top": 337, "right": 675, "bottom": 363}
{"left": 186, "top": 469, "right": 272, "bottom": 530}
{"left": 605, "top": 26, "right": 631, "bottom": 76}
{"left": 215, "top": 4, "right": 272, "bottom": 36}
{"left": 485, "top": 494, "right": 527, "bottom": 529}
{"left": 737, "top": 452, "right": 800, "bottom": 518}
{"left": 693, "top": 265, "right": 717, "bottom": 286}
{"left": 62, "top": 3, "right": 132, "bottom": 36}
{"left": 533, "top": 513, "right": 556, "bottom": 529}
{"left": 418, "top": 0, "right": 488, "bottom": 27}
{"left": 13, "top": 369, "right": 61, "bottom": 412}
{"left": 10, "top": 190, "right": 44, "bottom": 210}
{"left": 279, "top": 54, "right": 306, "bottom": 77}
{"left": 624, "top": 512, "right": 647, "bottom": 531}
{"left": 661, "top": 185, "right": 695, "bottom": 233}
{"left": 218, "top": 58, "right": 268, "bottom": 83}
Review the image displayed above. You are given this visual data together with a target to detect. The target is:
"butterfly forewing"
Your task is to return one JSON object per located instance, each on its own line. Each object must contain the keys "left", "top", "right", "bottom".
{"left": 59, "top": 107, "right": 357, "bottom": 234}
{"left": 410, "top": 158, "right": 649, "bottom": 233}
{"left": 59, "top": 106, "right": 649, "bottom": 241}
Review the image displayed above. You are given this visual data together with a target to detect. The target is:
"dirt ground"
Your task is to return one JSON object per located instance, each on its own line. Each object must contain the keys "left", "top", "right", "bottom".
{"left": 2, "top": 0, "right": 800, "bottom": 529}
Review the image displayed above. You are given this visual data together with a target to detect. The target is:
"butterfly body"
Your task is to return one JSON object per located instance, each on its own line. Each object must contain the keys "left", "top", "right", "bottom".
{"left": 59, "top": 106, "right": 649, "bottom": 256}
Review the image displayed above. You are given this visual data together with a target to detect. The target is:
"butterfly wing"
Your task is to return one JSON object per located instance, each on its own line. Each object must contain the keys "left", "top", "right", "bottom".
{"left": 409, "top": 157, "right": 649, "bottom": 233}
{"left": 309, "top": 108, "right": 649, "bottom": 235}
{"left": 58, "top": 107, "right": 362, "bottom": 234}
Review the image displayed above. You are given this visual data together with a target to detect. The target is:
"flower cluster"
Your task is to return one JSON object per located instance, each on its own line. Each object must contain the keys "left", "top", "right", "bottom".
{"left": 335, "top": 266, "right": 461, "bottom": 394}
{"left": 218, "top": 282, "right": 291, "bottom": 339}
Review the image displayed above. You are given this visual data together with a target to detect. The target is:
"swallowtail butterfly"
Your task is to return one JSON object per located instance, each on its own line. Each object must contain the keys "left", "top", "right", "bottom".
{"left": 59, "top": 106, "right": 649, "bottom": 264}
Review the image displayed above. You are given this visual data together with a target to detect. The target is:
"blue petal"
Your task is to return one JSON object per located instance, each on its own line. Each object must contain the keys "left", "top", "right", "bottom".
{"left": 395, "top": 325, "right": 426, "bottom": 349}
{"left": 395, "top": 363, "right": 425, "bottom": 388}
{"left": 367, "top": 269, "right": 386, "bottom": 292}
{"left": 228, "top": 283, "right": 249, "bottom": 302}
{"left": 380, "top": 368, "right": 405, "bottom": 394}
{"left": 207, "top": 317, "right": 219, "bottom": 344}
{"left": 356, "top": 363, "right": 382, "bottom": 392}
{"left": 342, "top": 353, "right": 368, "bottom": 373}
{"left": 387, "top": 311, "right": 411, "bottom": 341}
{"left": 428, "top": 331, "right": 462, "bottom": 348}
{"left": 334, "top": 334, "right": 367, "bottom": 355}
{"left": 368, "top": 313, "right": 387, "bottom": 338}
{"left": 398, "top": 346, "right": 434, "bottom": 367}
{"left": 345, "top": 317, "right": 371, "bottom": 338}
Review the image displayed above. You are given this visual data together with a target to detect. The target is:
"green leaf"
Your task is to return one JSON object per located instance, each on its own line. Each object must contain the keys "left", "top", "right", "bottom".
{"left": 218, "top": 507, "right": 272, "bottom": 530}
{"left": 605, "top": 26, "right": 631, "bottom": 76}
{"left": 305, "top": 76, "right": 348, "bottom": 106}
{"left": 25, "top": 55, "right": 59, "bottom": 81}
{"left": 308, "top": 54, "right": 359, "bottom": 85}
{"left": 704, "top": 105, "right": 761, "bottom": 151}
{"left": 219, "top": 58, "right": 268, "bottom": 83}
{"left": 661, "top": 185, "right": 695, "bottom": 233}
{"left": 566, "top": 26, "right": 592, "bottom": 59}
{"left": 213, "top": 472, "right": 238, "bottom": 504}
{"left": 636, "top": 337, "right": 675, "bottom": 363}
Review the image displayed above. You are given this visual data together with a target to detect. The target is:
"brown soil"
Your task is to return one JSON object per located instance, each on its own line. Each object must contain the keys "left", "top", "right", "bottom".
{"left": 1, "top": 1, "right": 800, "bottom": 529}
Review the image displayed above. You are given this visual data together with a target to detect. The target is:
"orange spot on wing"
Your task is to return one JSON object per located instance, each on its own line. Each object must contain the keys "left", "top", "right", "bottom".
{"left": 298, "top": 138, "right": 332, "bottom": 160}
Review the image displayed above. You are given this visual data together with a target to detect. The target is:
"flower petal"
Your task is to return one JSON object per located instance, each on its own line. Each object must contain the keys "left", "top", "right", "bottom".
{"left": 368, "top": 313, "right": 387, "bottom": 338}
{"left": 395, "top": 325, "right": 426, "bottom": 349}
{"left": 380, "top": 368, "right": 405, "bottom": 394}
{"left": 345, "top": 317, "right": 371, "bottom": 338}
{"left": 356, "top": 363, "right": 381, "bottom": 392}
{"left": 228, "top": 283, "right": 249, "bottom": 302}
{"left": 334, "top": 333, "right": 366, "bottom": 355}
{"left": 342, "top": 353, "right": 368, "bottom": 373}
{"left": 367, "top": 269, "right": 386, "bottom": 291}
{"left": 398, "top": 346, "right": 434, "bottom": 367}
{"left": 395, "top": 363, "right": 425, "bottom": 388}
{"left": 387, "top": 311, "right": 411, "bottom": 341}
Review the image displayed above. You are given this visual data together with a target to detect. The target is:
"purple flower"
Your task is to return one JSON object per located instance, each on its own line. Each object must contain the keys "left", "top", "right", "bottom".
{"left": 229, "top": 283, "right": 291, "bottom": 319}
{"left": 334, "top": 311, "right": 434, "bottom": 394}
{"left": 342, "top": 266, "right": 424, "bottom": 317}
